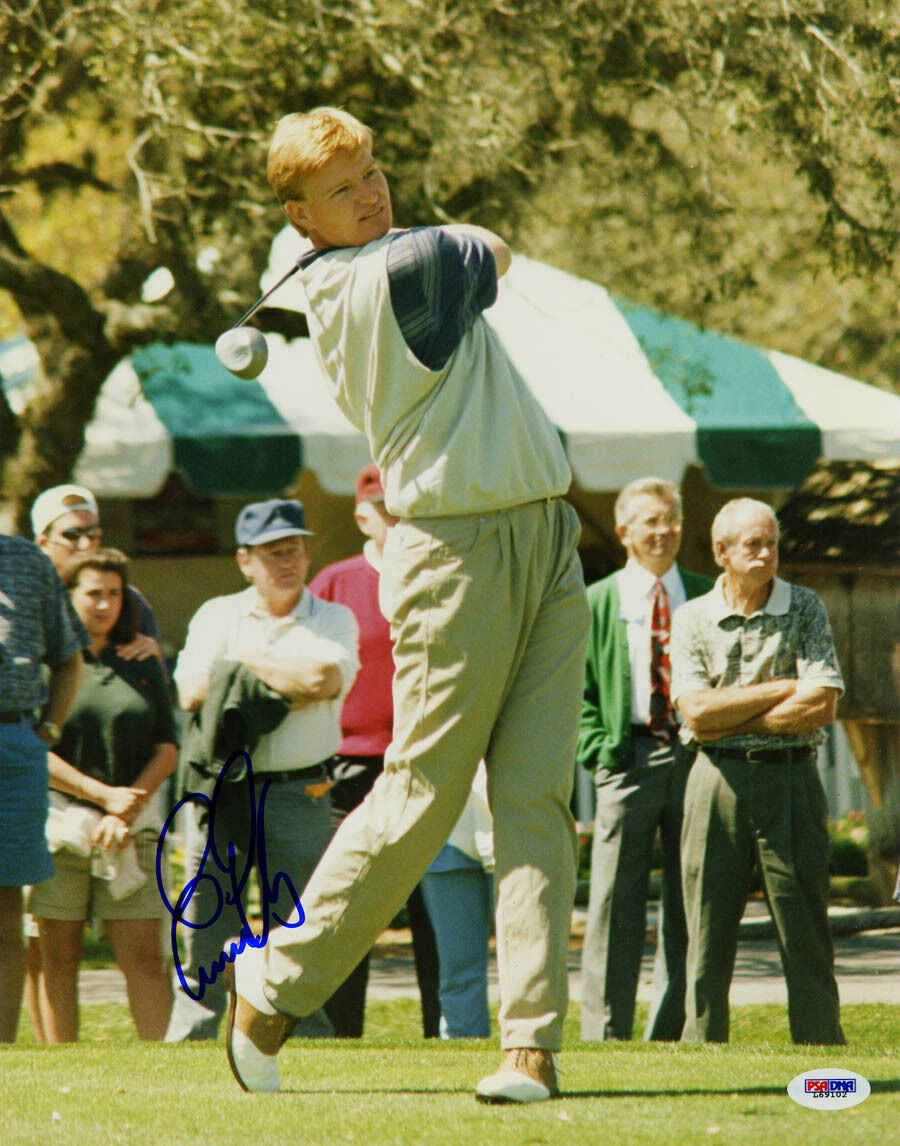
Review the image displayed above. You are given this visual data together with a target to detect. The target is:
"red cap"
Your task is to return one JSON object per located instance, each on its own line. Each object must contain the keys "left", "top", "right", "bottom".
{"left": 355, "top": 463, "right": 385, "bottom": 504}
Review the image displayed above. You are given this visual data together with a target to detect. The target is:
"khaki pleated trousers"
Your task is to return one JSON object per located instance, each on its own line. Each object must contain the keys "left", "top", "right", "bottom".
{"left": 264, "top": 497, "right": 590, "bottom": 1049}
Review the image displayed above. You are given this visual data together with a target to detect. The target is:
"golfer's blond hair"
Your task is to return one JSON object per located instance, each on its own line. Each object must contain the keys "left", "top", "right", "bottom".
{"left": 267, "top": 107, "right": 373, "bottom": 204}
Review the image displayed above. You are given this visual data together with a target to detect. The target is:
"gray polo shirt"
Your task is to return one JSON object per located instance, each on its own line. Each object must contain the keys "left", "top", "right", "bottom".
{"left": 670, "top": 574, "right": 844, "bottom": 750}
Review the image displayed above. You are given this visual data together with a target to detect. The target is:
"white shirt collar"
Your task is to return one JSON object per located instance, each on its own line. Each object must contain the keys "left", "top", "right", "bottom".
{"left": 619, "top": 556, "right": 683, "bottom": 600}
{"left": 618, "top": 559, "right": 681, "bottom": 611}
{"left": 362, "top": 538, "right": 383, "bottom": 574}
{"left": 659, "top": 562, "right": 683, "bottom": 597}
{"left": 244, "top": 583, "right": 310, "bottom": 621}
{"left": 709, "top": 574, "right": 790, "bottom": 621}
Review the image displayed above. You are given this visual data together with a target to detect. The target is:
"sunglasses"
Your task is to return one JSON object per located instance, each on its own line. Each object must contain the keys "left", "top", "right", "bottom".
{"left": 55, "top": 526, "right": 101, "bottom": 543}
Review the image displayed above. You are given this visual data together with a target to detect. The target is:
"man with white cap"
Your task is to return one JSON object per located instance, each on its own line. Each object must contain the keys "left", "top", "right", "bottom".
{"left": 164, "top": 498, "right": 359, "bottom": 1041}
{"left": 31, "top": 485, "right": 163, "bottom": 663}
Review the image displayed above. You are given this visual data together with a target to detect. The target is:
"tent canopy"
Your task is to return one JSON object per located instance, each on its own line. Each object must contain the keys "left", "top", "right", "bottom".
{"left": 2, "top": 253, "right": 898, "bottom": 498}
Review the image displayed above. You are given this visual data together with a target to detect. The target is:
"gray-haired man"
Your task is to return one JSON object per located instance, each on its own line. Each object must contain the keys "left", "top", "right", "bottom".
{"left": 672, "top": 497, "right": 844, "bottom": 1044}
{"left": 578, "top": 477, "right": 711, "bottom": 1043}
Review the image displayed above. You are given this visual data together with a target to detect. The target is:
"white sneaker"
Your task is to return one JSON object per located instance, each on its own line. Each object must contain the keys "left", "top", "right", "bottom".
{"left": 228, "top": 1027, "right": 281, "bottom": 1093}
{"left": 232, "top": 939, "right": 278, "bottom": 1016}
{"left": 224, "top": 941, "right": 292, "bottom": 1093}
{"left": 476, "top": 1049, "right": 560, "bottom": 1104}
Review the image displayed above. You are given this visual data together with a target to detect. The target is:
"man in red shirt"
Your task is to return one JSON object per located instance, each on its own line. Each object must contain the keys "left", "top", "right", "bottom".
{"left": 309, "top": 464, "right": 439, "bottom": 1038}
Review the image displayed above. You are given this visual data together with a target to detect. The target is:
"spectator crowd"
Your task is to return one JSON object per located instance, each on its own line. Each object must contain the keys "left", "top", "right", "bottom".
{"left": 3, "top": 105, "right": 872, "bottom": 1110}
{"left": 0, "top": 471, "right": 851, "bottom": 1068}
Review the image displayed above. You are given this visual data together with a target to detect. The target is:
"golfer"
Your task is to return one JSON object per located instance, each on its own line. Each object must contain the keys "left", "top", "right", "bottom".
{"left": 226, "top": 106, "right": 590, "bottom": 1104}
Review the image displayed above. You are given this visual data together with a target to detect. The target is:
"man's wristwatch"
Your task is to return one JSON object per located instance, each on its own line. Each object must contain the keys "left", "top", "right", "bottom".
{"left": 36, "top": 719, "right": 61, "bottom": 745}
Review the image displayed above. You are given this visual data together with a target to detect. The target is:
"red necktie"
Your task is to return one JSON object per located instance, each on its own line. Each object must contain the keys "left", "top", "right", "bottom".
{"left": 649, "top": 579, "right": 672, "bottom": 735}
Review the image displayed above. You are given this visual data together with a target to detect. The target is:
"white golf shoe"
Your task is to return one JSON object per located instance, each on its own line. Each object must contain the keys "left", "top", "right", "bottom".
{"left": 224, "top": 941, "right": 292, "bottom": 1093}
{"left": 475, "top": 1049, "right": 561, "bottom": 1103}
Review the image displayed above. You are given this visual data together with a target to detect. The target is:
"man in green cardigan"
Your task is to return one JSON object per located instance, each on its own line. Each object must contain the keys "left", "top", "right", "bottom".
{"left": 578, "top": 477, "right": 711, "bottom": 1041}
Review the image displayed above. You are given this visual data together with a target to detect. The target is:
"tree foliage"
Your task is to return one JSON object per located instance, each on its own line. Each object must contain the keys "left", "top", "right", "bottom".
{"left": 1, "top": 0, "right": 899, "bottom": 528}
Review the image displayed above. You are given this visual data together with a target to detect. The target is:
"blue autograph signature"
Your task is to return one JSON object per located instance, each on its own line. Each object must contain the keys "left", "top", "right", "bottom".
{"left": 156, "top": 749, "right": 305, "bottom": 1001}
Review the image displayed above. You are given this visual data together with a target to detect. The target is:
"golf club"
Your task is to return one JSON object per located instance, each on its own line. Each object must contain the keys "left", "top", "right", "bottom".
{"left": 214, "top": 255, "right": 304, "bottom": 380}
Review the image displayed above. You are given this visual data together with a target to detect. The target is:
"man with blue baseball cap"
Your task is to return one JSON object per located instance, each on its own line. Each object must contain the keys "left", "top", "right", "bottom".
{"left": 164, "top": 498, "right": 359, "bottom": 1041}
{"left": 233, "top": 498, "right": 314, "bottom": 547}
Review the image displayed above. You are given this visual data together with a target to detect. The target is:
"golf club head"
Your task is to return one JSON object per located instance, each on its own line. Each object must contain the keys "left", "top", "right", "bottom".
{"left": 215, "top": 326, "right": 269, "bottom": 380}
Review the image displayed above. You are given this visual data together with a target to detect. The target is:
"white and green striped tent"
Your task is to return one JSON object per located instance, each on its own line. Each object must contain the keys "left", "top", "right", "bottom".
{"left": 2, "top": 252, "right": 898, "bottom": 498}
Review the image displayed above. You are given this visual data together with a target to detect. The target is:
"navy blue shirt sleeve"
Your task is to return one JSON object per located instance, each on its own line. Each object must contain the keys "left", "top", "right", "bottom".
{"left": 129, "top": 585, "right": 162, "bottom": 643}
{"left": 386, "top": 227, "right": 498, "bottom": 371}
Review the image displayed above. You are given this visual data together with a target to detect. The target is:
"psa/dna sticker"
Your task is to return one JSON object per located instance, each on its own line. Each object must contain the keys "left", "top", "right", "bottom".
{"left": 788, "top": 1068, "right": 870, "bottom": 1110}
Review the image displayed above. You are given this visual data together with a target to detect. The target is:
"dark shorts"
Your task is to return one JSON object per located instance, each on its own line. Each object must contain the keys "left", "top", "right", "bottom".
{"left": 0, "top": 721, "right": 54, "bottom": 886}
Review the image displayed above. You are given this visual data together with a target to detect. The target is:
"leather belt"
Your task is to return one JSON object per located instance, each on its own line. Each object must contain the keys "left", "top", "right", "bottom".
{"left": 252, "top": 761, "right": 329, "bottom": 784}
{"left": 631, "top": 723, "right": 675, "bottom": 739}
{"left": 710, "top": 746, "right": 814, "bottom": 765}
{"left": 0, "top": 711, "right": 32, "bottom": 724}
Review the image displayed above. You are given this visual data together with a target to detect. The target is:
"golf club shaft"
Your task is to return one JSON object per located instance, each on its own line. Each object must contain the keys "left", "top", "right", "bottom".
{"left": 231, "top": 258, "right": 302, "bottom": 329}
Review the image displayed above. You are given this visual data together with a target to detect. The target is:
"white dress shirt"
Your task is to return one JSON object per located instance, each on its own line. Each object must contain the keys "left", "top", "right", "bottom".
{"left": 174, "top": 586, "right": 360, "bottom": 773}
{"left": 616, "top": 559, "right": 687, "bottom": 725}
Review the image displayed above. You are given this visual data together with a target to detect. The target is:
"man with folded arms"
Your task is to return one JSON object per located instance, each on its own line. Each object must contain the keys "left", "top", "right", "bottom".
{"left": 671, "top": 497, "right": 844, "bottom": 1044}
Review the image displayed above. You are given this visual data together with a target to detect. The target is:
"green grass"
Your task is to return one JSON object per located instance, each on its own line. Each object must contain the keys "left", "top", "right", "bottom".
{"left": 5, "top": 1001, "right": 898, "bottom": 1145}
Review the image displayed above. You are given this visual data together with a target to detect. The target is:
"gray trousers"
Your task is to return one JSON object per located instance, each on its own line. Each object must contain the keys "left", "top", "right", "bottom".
{"left": 581, "top": 731, "right": 691, "bottom": 1041}
{"left": 680, "top": 749, "right": 844, "bottom": 1044}
{"left": 164, "top": 774, "right": 333, "bottom": 1040}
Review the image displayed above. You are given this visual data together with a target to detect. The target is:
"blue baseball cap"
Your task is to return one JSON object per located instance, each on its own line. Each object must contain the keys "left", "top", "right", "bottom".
{"left": 235, "top": 499, "right": 314, "bottom": 547}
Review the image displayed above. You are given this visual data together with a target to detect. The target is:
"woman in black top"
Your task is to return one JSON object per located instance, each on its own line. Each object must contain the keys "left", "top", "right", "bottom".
{"left": 27, "top": 549, "right": 176, "bottom": 1041}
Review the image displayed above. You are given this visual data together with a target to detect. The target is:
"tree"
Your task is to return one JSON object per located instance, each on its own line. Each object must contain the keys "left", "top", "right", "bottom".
{"left": 2, "top": 0, "right": 899, "bottom": 530}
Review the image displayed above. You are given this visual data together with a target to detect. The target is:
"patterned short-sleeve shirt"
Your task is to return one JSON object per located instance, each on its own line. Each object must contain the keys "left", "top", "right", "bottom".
{"left": 670, "top": 574, "right": 844, "bottom": 749}
{"left": 0, "top": 535, "right": 89, "bottom": 711}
